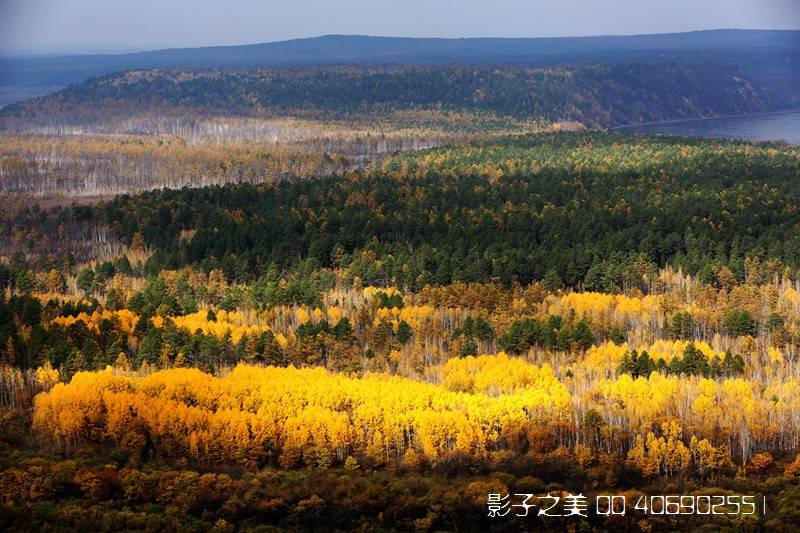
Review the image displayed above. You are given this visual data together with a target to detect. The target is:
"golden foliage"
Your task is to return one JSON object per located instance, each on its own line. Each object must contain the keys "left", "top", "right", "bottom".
{"left": 155, "top": 309, "right": 271, "bottom": 343}
{"left": 33, "top": 360, "right": 572, "bottom": 465}
{"left": 52, "top": 310, "right": 138, "bottom": 335}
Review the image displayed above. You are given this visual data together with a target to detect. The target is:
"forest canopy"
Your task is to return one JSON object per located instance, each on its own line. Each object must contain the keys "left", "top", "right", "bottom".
{"left": 13, "top": 131, "right": 793, "bottom": 291}
{"left": 2, "top": 62, "right": 795, "bottom": 130}
{"left": 3, "top": 24, "right": 800, "bottom": 533}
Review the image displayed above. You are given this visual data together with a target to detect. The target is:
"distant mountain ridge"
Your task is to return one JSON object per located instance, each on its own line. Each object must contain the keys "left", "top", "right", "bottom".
{"left": 1, "top": 29, "right": 799, "bottom": 91}
{"left": 2, "top": 62, "right": 795, "bottom": 130}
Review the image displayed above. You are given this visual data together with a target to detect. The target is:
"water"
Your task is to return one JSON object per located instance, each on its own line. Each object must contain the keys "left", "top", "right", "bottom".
{"left": 614, "top": 110, "right": 800, "bottom": 144}
{"left": 0, "top": 86, "right": 61, "bottom": 108}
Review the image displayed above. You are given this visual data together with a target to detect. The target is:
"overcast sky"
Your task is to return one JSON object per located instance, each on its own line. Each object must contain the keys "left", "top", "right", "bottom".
{"left": 1, "top": 0, "right": 799, "bottom": 55}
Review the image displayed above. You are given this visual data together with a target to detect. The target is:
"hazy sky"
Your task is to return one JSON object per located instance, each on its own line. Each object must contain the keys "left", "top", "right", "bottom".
{"left": 1, "top": 0, "right": 799, "bottom": 54}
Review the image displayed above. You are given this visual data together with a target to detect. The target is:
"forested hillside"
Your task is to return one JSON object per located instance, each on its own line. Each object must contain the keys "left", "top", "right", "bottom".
{"left": 1, "top": 63, "right": 793, "bottom": 130}
{"left": 0, "top": 112, "right": 545, "bottom": 204}
{"left": 6, "top": 132, "right": 796, "bottom": 290}
{"left": 2, "top": 29, "right": 798, "bottom": 93}
{"left": 3, "top": 30, "right": 797, "bottom": 208}
{"left": 2, "top": 28, "right": 800, "bottom": 530}
{"left": 5, "top": 120, "right": 800, "bottom": 529}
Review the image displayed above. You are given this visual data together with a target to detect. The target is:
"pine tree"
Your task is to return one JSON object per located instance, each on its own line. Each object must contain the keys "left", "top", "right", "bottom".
{"left": 69, "top": 351, "right": 88, "bottom": 375}
{"left": 634, "top": 351, "right": 654, "bottom": 378}
{"left": 114, "top": 352, "right": 130, "bottom": 372}
{"left": 262, "top": 333, "right": 284, "bottom": 366}
{"left": 474, "top": 316, "right": 494, "bottom": 342}
{"left": 396, "top": 320, "right": 413, "bottom": 344}
{"left": 459, "top": 336, "right": 478, "bottom": 357}
{"left": 572, "top": 317, "right": 595, "bottom": 351}
{"left": 15, "top": 270, "right": 34, "bottom": 294}
{"left": 46, "top": 268, "right": 67, "bottom": 294}
{"left": 131, "top": 232, "right": 146, "bottom": 251}
{"left": 244, "top": 334, "right": 260, "bottom": 363}
{"left": 333, "top": 318, "right": 354, "bottom": 342}
{"left": 609, "top": 326, "right": 625, "bottom": 345}
{"left": 76, "top": 268, "right": 95, "bottom": 296}
{"left": 618, "top": 351, "right": 633, "bottom": 375}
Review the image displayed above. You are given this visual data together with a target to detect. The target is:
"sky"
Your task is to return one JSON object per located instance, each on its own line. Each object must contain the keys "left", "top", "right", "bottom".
{"left": 1, "top": 0, "right": 799, "bottom": 55}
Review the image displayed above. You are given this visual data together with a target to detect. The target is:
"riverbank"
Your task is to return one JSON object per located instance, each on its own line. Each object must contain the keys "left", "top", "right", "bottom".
{"left": 612, "top": 109, "right": 800, "bottom": 144}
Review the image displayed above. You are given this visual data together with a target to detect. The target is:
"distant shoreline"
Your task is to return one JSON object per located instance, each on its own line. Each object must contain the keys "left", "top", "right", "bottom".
{"left": 611, "top": 108, "right": 800, "bottom": 131}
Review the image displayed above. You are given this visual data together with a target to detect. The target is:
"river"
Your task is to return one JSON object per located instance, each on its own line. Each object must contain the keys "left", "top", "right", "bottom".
{"left": 614, "top": 110, "right": 800, "bottom": 144}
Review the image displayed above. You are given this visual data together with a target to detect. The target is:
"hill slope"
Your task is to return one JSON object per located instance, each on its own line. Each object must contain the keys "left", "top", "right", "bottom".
{"left": 1, "top": 62, "right": 794, "bottom": 130}
{"left": 6, "top": 131, "right": 800, "bottom": 287}
{"left": 1, "top": 29, "right": 798, "bottom": 99}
